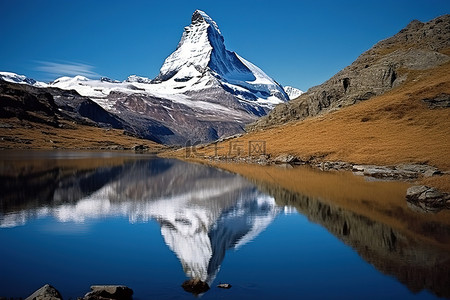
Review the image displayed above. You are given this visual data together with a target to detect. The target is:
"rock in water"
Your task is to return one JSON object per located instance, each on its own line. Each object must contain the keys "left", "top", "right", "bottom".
{"left": 25, "top": 284, "right": 63, "bottom": 300}
{"left": 181, "top": 279, "right": 210, "bottom": 295}
{"left": 82, "top": 285, "right": 133, "bottom": 300}
{"left": 217, "top": 283, "right": 232, "bottom": 289}
{"left": 406, "top": 185, "right": 450, "bottom": 213}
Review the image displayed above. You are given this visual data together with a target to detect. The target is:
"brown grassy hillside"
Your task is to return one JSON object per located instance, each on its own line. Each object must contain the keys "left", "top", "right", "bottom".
{"left": 167, "top": 61, "right": 450, "bottom": 190}
{"left": 0, "top": 117, "right": 165, "bottom": 152}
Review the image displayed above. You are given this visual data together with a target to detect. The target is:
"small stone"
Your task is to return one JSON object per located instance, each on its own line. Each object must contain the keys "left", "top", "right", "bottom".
{"left": 352, "top": 165, "right": 365, "bottom": 172}
{"left": 273, "top": 154, "right": 297, "bottom": 164}
{"left": 217, "top": 283, "right": 232, "bottom": 289}
{"left": 424, "top": 168, "right": 439, "bottom": 177}
{"left": 132, "top": 144, "right": 148, "bottom": 152}
{"left": 25, "top": 284, "right": 63, "bottom": 300}
{"left": 181, "top": 279, "right": 210, "bottom": 295}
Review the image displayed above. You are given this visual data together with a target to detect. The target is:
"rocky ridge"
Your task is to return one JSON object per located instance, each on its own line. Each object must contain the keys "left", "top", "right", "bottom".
{"left": 249, "top": 14, "right": 450, "bottom": 130}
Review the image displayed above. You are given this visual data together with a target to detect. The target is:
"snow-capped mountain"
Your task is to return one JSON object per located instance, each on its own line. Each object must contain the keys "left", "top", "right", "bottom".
{"left": 284, "top": 85, "right": 304, "bottom": 100}
{"left": 2, "top": 10, "right": 298, "bottom": 144}
{"left": 0, "top": 71, "right": 48, "bottom": 88}
{"left": 154, "top": 10, "right": 289, "bottom": 105}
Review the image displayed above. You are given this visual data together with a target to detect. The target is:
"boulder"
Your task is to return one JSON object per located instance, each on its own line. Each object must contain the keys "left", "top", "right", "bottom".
{"left": 132, "top": 144, "right": 148, "bottom": 152}
{"left": 273, "top": 154, "right": 298, "bottom": 164}
{"left": 181, "top": 279, "right": 210, "bottom": 295}
{"left": 25, "top": 284, "right": 62, "bottom": 300}
{"left": 406, "top": 185, "right": 450, "bottom": 213}
{"left": 352, "top": 164, "right": 439, "bottom": 179}
{"left": 82, "top": 285, "right": 133, "bottom": 300}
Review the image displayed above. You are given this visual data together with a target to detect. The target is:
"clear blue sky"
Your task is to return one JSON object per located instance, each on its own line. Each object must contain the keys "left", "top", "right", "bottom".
{"left": 1, "top": 0, "right": 449, "bottom": 91}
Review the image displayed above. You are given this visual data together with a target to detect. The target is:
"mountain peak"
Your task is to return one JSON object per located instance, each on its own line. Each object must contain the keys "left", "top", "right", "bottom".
{"left": 192, "top": 10, "right": 221, "bottom": 34}
{"left": 154, "top": 10, "right": 288, "bottom": 104}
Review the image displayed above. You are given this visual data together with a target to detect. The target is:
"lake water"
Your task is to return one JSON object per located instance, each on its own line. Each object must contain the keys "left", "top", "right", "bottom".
{"left": 0, "top": 150, "right": 449, "bottom": 299}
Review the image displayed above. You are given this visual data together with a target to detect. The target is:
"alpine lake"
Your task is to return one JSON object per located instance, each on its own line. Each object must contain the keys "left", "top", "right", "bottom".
{"left": 0, "top": 150, "right": 449, "bottom": 299}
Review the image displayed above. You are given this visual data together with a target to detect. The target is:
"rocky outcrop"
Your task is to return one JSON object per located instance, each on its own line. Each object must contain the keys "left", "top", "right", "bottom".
{"left": 422, "top": 93, "right": 450, "bottom": 108}
{"left": 25, "top": 284, "right": 63, "bottom": 300}
{"left": 0, "top": 81, "right": 60, "bottom": 127}
{"left": 352, "top": 164, "right": 440, "bottom": 179}
{"left": 406, "top": 185, "right": 450, "bottom": 213}
{"left": 105, "top": 90, "right": 248, "bottom": 144}
{"left": 0, "top": 80, "right": 125, "bottom": 130}
{"left": 249, "top": 14, "right": 450, "bottom": 130}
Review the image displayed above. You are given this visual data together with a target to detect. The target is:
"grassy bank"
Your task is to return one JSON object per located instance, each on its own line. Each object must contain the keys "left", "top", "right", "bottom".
{"left": 164, "top": 62, "right": 450, "bottom": 191}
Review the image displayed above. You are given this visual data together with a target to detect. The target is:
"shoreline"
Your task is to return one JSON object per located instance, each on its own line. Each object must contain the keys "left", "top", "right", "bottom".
{"left": 160, "top": 150, "right": 450, "bottom": 211}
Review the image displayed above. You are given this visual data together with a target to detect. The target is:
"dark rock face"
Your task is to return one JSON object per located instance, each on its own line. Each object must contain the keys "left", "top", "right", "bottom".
{"left": 25, "top": 284, "right": 63, "bottom": 300}
{"left": 0, "top": 80, "right": 125, "bottom": 130}
{"left": 422, "top": 93, "right": 450, "bottom": 108}
{"left": 82, "top": 285, "right": 133, "bottom": 300}
{"left": 106, "top": 90, "right": 250, "bottom": 145}
{"left": 249, "top": 14, "right": 450, "bottom": 130}
{"left": 0, "top": 81, "right": 59, "bottom": 127}
{"left": 49, "top": 88, "right": 124, "bottom": 129}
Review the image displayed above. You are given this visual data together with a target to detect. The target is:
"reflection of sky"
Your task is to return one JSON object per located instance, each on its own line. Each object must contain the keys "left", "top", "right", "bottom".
{"left": 0, "top": 157, "right": 287, "bottom": 290}
{"left": 0, "top": 157, "right": 444, "bottom": 299}
{"left": 1, "top": 182, "right": 283, "bottom": 285}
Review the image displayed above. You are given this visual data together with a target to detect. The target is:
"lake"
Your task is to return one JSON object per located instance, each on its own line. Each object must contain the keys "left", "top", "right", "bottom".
{"left": 0, "top": 150, "right": 449, "bottom": 299}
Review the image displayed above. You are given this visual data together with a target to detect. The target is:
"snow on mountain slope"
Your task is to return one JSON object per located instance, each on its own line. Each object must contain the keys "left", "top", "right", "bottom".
{"left": 3, "top": 10, "right": 295, "bottom": 144}
{"left": 284, "top": 85, "right": 304, "bottom": 99}
{"left": 154, "top": 9, "right": 289, "bottom": 107}
{"left": 48, "top": 10, "right": 288, "bottom": 110}
{"left": 0, "top": 71, "right": 48, "bottom": 88}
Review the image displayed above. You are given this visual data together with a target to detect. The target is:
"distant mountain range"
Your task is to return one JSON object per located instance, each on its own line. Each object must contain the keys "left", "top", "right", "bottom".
{"left": 1, "top": 10, "right": 300, "bottom": 145}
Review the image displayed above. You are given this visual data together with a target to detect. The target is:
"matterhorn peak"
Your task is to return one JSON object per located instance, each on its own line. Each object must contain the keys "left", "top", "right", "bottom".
{"left": 154, "top": 9, "right": 288, "bottom": 104}
{"left": 191, "top": 9, "right": 221, "bottom": 34}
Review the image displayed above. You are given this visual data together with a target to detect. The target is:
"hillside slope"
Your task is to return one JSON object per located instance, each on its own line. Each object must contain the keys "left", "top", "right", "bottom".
{"left": 174, "top": 61, "right": 450, "bottom": 190}
{"left": 250, "top": 14, "right": 450, "bottom": 130}
{"left": 0, "top": 80, "right": 164, "bottom": 151}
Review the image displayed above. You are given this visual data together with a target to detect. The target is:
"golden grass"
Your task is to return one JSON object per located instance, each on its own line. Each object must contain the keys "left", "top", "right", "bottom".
{"left": 0, "top": 118, "right": 165, "bottom": 152}
{"left": 168, "top": 62, "right": 450, "bottom": 177}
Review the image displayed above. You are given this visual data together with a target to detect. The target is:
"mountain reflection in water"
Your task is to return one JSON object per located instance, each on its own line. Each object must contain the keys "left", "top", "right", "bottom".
{"left": 0, "top": 152, "right": 449, "bottom": 298}
{"left": 0, "top": 154, "right": 280, "bottom": 293}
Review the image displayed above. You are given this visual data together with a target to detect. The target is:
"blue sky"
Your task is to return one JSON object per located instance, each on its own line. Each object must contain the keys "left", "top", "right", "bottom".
{"left": 0, "top": 0, "right": 449, "bottom": 91}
